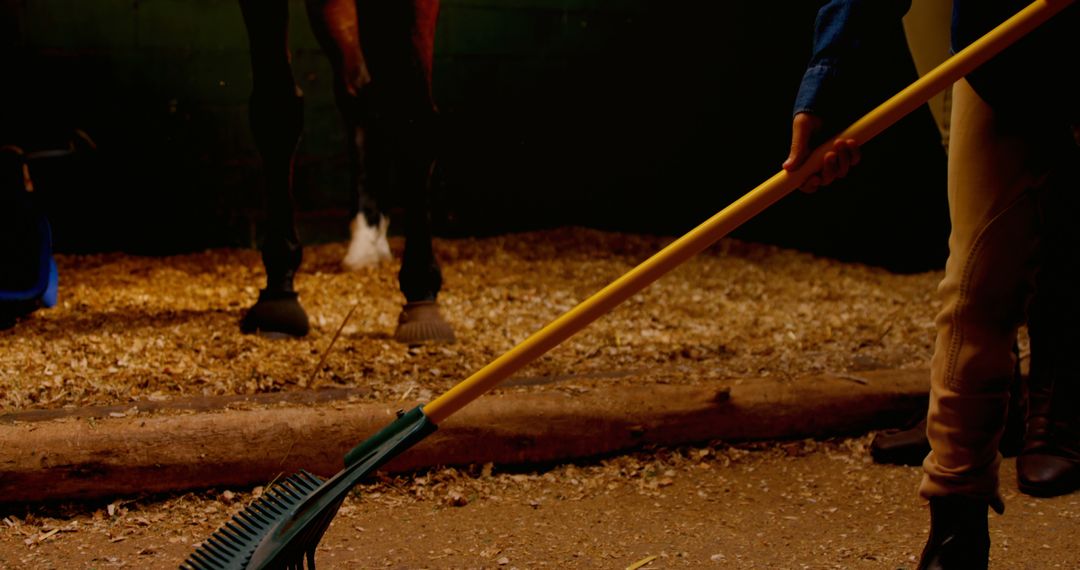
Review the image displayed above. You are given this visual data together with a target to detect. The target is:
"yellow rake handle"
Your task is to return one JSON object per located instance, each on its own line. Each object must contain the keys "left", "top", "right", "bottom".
{"left": 423, "top": 0, "right": 1075, "bottom": 425}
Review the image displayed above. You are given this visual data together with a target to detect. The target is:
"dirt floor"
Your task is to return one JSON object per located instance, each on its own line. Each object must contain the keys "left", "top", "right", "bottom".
{"left": 1, "top": 436, "right": 1077, "bottom": 569}
{"left": 0, "top": 228, "right": 942, "bottom": 412}
{"left": 8, "top": 229, "right": 1060, "bottom": 568}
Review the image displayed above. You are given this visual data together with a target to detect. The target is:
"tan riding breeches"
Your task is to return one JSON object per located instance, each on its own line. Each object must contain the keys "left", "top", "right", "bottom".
{"left": 918, "top": 77, "right": 1068, "bottom": 511}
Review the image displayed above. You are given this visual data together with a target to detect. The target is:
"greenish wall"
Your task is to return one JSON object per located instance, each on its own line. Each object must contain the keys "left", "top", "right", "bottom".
{"left": 1, "top": 1, "right": 949, "bottom": 271}
{"left": 4, "top": 0, "right": 655, "bottom": 248}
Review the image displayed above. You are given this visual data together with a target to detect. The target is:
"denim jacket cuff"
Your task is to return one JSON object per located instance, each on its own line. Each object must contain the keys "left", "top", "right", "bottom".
{"left": 793, "top": 63, "right": 836, "bottom": 118}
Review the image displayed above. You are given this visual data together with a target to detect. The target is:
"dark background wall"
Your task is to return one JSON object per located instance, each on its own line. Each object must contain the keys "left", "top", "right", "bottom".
{"left": 0, "top": 0, "right": 949, "bottom": 272}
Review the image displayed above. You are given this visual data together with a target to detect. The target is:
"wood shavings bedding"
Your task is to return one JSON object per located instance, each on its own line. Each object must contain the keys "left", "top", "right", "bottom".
{"left": 0, "top": 228, "right": 943, "bottom": 412}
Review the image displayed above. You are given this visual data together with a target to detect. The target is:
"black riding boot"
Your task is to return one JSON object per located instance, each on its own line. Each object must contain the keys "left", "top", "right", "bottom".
{"left": 1015, "top": 139, "right": 1080, "bottom": 496}
{"left": 1018, "top": 384, "right": 1080, "bottom": 496}
{"left": 916, "top": 496, "right": 991, "bottom": 570}
{"left": 1018, "top": 301, "right": 1080, "bottom": 497}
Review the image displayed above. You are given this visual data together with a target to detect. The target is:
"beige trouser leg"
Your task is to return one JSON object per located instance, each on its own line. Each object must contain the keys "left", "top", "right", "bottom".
{"left": 919, "top": 78, "right": 1052, "bottom": 512}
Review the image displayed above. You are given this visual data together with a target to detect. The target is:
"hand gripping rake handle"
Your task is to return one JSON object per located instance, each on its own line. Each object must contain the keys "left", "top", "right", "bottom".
{"left": 423, "top": 0, "right": 1076, "bottom": 425}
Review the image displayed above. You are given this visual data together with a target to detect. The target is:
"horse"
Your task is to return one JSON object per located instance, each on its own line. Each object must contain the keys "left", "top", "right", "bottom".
{"left": 236, "top": 0, "right": 454, "bottom": 345}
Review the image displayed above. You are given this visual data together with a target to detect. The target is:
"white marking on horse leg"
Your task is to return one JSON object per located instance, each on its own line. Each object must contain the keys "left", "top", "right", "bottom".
{"left": 342, "top": 213, "right": 393, "bottom": 270}
{"left": 374, "top": 215, "right": 391, "bottom": 260}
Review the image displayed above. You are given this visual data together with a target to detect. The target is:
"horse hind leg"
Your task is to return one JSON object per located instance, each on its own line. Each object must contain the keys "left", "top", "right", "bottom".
{"left": 341, "top": 211, "right": 389, "bottom": 269}
{"left": 342, "top": 122, "right": 391, "bottom": 270}
{"left": 362, "top": 0, "right": 453, "bottom": 344}
{"left": 238, "top": 0, "right": 310, "bottom": 338}
{"left": 387, "top": 90, "right": 455, "bottom": 345}
{"left": 305, "top": 0, "right": 392, "bottom": 270}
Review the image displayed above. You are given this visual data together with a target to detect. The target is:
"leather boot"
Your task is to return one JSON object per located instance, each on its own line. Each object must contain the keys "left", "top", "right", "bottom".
{"left": 916, "top": 496, "right": 990, "bottom": 570}
{"left": 1017, "top": 388, "right": 1080, "bottom": 497}
{"left": 1018, "top": 242, "right": 1080, "bottom": 497}
{"left": 871, "top": 360, "right": 1026, "bottom": 466}
{"left": 1017, "top": 329, "right": 1080, "bottom": 497}
{"left": 1016, "top": 147, "right": 1080, "bottom": 497}
{"left": 870, "top": 416, "right": 932, "bottom": 467}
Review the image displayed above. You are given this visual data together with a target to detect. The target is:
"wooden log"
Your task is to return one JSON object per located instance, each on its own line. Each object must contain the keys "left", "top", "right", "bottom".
{"left": 0, "top": 369, "right": 927, "bottom": 505}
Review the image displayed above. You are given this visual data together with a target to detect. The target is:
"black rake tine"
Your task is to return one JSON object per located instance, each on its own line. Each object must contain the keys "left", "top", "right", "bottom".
{"left": 249, "top": 501, "right": 277, "bottom": 518}
{"left": 251, "top": 501, "right": 282, "bottom": 519}
{"left": 186, "top": 550, "right": 217, "bottom": 569}
{"left": 208, "top": 528, "right": 243, "bottom": 552}
{"left": 201, "top": 543, "right": 234, "bottom": 563}
{"left": 276, "top": 484, "right": 303, "bottom": 501}
{"left": 236, "top": 509, "right": 267, "bottom": 527}
{"left": 263, "top": 491, "right": 289, "bottom": 508}
{"left": 226, "top": 520, "right": 256, "bottom": 537}
{"left": 187, "top": 549, "right": 216, "bottom": 565}
{"left": 196, "top": 545, "right": 230, "bottom": 566}
{"left": 211, "top": 524, "right": 245, "bottom": 544}
{"left": 204, "top": 534, "right": 235, "bottom": 553}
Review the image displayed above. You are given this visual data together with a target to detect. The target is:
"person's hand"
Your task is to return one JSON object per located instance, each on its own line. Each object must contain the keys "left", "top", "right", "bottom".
{"left": 782, "top": 112, "right": 861, "bottom": 193}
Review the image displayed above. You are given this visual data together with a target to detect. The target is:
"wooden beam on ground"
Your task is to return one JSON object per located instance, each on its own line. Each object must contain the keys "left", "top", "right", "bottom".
{"left": 0, "top": 369, "right": 928, "bottom": 505}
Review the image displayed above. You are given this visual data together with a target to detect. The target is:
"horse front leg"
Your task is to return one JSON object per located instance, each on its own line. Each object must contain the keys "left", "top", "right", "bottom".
{"left": 238, "top": 0, "right": 310, "bottom": 338}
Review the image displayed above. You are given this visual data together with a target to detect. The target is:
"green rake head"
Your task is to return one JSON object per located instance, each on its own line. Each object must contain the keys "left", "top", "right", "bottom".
{"left": 182, "top": 406, "right": 436, "bottom": 570}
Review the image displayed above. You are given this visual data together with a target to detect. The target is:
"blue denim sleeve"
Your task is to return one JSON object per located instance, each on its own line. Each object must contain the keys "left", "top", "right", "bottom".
{"left": 793, "top": 0, "right": 912, "bottom": 118}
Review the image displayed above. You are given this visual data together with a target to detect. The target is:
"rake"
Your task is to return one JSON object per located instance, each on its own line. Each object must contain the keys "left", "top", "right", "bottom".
{"left": 182, "top": 1, "right": 1074, "bottom": 567}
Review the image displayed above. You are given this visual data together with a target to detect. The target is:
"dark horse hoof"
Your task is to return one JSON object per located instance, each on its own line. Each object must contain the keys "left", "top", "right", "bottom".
{"left": 394, "top": 301, "right": 456, "bottom": 345}
{"left": 241, "top": 289, "right": 310, "bottom": 338}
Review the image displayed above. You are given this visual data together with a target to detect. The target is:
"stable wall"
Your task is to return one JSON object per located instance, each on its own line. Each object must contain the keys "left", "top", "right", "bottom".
{"left": 1, "top": 0, "right": 948, "bottom": 271}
